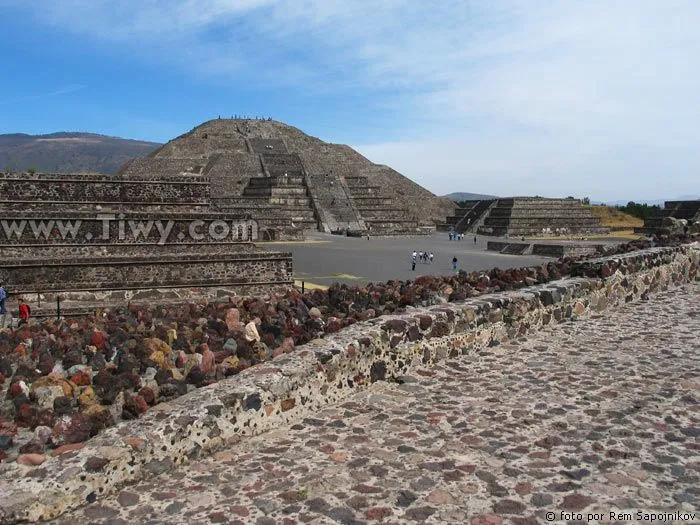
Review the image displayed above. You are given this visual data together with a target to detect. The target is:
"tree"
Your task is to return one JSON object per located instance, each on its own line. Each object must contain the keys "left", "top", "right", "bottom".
{"left": 27, "top": 167, "right": 37, "bottom": 175}
{"left": 582, "top": 196, "right": 591, "bottom": 205}
{"left": 617, "top": 201, "right": 660, "bottom": 221}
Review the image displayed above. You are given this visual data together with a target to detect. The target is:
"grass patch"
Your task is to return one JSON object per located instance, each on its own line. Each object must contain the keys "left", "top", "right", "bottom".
{"left": 587, "top": 205, "right": 644, "bottom": 228}
{"left": 331, "top": 273, "right": 362, "bottom": 280}
{"left": 293, "top": 279, "right": 328, "bottom": 291}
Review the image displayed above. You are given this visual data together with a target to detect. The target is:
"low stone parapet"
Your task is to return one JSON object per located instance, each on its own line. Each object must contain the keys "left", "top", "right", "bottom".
{"left": 0, "top": 245, "right": 696, "bottom": 523}
{"left": 0, "top": 251, "right": 293, "bottom": 295}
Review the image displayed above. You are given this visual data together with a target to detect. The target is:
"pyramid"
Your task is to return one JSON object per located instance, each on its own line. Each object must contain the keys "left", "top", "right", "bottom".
{"left": 119, "top": 119, "right": 456, "bottom": 237}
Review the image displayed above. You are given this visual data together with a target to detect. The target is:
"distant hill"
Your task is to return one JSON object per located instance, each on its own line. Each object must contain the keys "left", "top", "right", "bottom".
{"left": 443, "top": 192, "right": 498, "bottom": 201}
{"left": 594, "top": 196, "right": 699, "bottom": 207}
{"left": 0, "top": 132, "right": 161, "bottom": 174}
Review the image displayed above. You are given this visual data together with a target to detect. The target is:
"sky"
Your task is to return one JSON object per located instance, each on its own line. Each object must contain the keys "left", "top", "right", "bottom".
{"left": 0, "top": 1, "right": 698, "bottom": 201}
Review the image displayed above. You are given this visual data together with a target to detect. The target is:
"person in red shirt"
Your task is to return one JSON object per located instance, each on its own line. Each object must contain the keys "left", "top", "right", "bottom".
{"left": 18, "top": 298, "right": 30, "bottom": 326}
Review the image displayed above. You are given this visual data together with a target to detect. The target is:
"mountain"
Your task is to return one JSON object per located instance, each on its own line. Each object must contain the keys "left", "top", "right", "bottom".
{"left": 443, "top": 192, "right": 498, "bottom": 201}
{"left": 0, "top": 132, "right": 161, "bottom": 174}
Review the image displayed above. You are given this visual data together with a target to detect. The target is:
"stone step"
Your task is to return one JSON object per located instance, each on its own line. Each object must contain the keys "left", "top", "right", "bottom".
{"left": 351, "top": 196, "right": 394, "bottom": 206}
{"left": 347, "top": 186, "right": 382, "bottom": 196}
{"left": 246, "top": 176, "right": 305, "bottom": 186}
{"left": 358, "top": 208, "right": 410, "bottom": 220}
{"left": 243, "top": 186, "right": 308, "bottom": 197}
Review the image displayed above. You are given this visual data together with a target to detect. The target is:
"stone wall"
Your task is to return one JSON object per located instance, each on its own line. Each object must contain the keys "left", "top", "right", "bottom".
{"left": 0, "top": 173, "right": 210, "bottom": 205}
{"left": 0, "top": 251, "right": 293, "bottom": 294}
{"left": 1, "top": 245, "right": 695, "bottom": 522}
{"left": 0, "top": 242, "right": 260, "bottom": 260}
{"left": 487, "top": 241, "right": 605, "bottom": 258}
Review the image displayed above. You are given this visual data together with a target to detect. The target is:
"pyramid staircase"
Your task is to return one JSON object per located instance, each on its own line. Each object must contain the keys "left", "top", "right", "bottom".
{"left": 444, "top": 200, "right": 496, "bottom": 233}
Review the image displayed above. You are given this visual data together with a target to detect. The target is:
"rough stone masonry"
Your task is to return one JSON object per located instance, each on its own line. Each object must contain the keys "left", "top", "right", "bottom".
{"left": 0, "top": 244, "right": 696, "bottom": 523}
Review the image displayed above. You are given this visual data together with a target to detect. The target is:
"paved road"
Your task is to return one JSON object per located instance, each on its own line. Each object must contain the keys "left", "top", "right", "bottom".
{"left": 261, "top": 233, "right": 550, "bottom": 287}
{"left": 54, "top": 284, "right": 700, "bottom": 524}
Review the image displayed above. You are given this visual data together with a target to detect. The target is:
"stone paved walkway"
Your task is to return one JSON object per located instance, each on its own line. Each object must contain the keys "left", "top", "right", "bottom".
{"left": 53, "top": 284, "right": 699, "bottom": 525}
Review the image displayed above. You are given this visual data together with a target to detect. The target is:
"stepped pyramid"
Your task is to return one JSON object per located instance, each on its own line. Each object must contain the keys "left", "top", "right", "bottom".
{"left": 477, "top": 197, "right": 608, "bottom": 237}
{"left": 120, "top": 119, "right": 455, "bottom": 237}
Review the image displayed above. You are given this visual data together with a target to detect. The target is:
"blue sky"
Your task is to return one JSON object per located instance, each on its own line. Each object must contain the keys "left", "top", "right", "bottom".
{"left": 1, "top": 1, "right": 698, "bottom": 201}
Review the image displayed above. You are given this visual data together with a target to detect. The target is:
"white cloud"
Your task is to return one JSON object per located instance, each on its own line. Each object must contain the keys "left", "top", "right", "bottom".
{"left": 0, "top": 84, "right": 86, "bottom": 105}
{"left": 10, "top": 0, "right": 700, "bottom": 200}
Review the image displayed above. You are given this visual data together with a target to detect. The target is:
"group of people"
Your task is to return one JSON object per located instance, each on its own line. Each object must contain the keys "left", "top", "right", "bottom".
{"left": 449, "top": 232, "right": 478, "bottom": 243}
{"left": 0, "top": 283, "right": 31, "bottom": 329}
{"left": 411, "top": 250, "right": 434, "bottom": 270}
{"left": 409, "top": 251, "right": 460, "bottom": 272}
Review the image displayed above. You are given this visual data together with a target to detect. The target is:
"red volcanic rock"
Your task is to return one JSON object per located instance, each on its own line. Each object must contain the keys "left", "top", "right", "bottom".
{"left": 326, "top": 317, "right": 342, "bottom": 333}
{"left": 53, "top": 413, "right": 91, "bottom": 446}
{"left": 15, "top": 403, "right": 39, "bottom": 428}
{"left": 83, "top": 404, "right": 115, "bottom": 434}
{"left": 36, "top": 357, "right": 56, "bottom": 376}
{"left": 138, "top": 387, "right": 156, "bottom": 405}
{"left": 225, "top": 308, "right": 241, "bottom": 331}
{"left": 90, "top": 330, "right": 107, "bottom": 350}
{"left": 200, "top": 345, "right": 215, "bottom": 375}
{"left": 62, "top": 349, "right": 83, "bottom": 369}
{"left": 122, "top": 393, "right": 149, "bottom": 420}
{"left": 52, "top": 396, "right": 74, "bottom": 417}
{"left": 19, "top": 439, "right": 45, "bottom": 455}
{"left": 8, "top": 382, "right": 25, "bottom": 398}
{"left": 70, "top": 370, "right": 92, "bottom": 387}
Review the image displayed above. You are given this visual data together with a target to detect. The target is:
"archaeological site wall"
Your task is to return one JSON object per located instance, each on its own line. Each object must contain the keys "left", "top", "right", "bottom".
{"left": 1, "top": 251, "right": 292, "bottom": 294}
{"left": 1, "top": 244, "right": 696, "bottom": 522}
{"left": 486, "top": 241, "right": 604, "bottom": 258}
{"left": 0, "top": 169, "right": 295, "bottom": 303}
{"left": 0, "top": 173, "right": 210, "bottom": 207}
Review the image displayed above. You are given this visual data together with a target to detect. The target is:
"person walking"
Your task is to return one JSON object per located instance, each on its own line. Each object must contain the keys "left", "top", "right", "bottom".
{"left": 0, "top": 283, "right": 7, "bottom": 329}
{"left": 18, "top": 298, "right": 30, "bottom": 326}
{"left": 429, "top": 252, "right": 434, "bottom": 264}
{"left": 473, "top": 235, "right": 477, "bottom": 244}
{"left": 452, "top": 256, "right": 458, "bottom": 271}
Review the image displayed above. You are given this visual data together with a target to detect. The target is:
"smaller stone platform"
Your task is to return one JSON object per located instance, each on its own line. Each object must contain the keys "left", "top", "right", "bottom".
{"left": 478, "top": 198, "right": 608, "bottom": 237}
{"left": 487, "top": 241, "right": 607, "bottom": 258}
